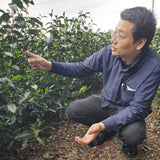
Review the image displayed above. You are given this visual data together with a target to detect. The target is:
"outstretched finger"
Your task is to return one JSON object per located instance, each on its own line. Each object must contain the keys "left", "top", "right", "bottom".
{"left": 23, "top": 51, "right": 38, "bottom": 58}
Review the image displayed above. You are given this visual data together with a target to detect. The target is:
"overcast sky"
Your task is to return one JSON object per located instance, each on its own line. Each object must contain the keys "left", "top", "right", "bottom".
{"left": 0, "top": 0, "right": 160, "bottom": 31}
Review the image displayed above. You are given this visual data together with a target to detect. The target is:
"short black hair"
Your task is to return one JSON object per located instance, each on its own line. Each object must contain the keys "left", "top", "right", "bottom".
{"left": 121, "top": 7, "right": 157, "bottom": 48}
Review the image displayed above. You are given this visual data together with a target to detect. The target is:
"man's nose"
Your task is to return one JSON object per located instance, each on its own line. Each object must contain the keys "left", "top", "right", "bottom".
{"left": 111, "top": 37, "right": 118, "bottom": 44}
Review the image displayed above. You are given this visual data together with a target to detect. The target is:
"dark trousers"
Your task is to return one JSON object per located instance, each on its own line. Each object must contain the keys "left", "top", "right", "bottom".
{"left": 67, "top": 95, "right": 146, "bottom": 146}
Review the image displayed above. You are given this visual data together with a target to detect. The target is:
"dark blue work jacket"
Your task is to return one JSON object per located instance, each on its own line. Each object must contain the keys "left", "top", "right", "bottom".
{"left": 51, "top": 45, "right": 160, "bottom": 132}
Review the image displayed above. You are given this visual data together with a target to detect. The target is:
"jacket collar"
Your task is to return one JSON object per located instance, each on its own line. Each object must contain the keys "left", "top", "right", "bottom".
{"left": 118, "top": 47, "right": 149, "bottom": 72}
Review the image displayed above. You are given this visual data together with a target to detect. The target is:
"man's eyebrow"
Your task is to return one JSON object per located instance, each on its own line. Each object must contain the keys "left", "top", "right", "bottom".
{"left": 115, "top": 28, "right": 125, "bottom": 34}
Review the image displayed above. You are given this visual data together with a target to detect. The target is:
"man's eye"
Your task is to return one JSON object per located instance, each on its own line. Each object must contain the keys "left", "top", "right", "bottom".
{"left": 119, "top": 35, "right": 125, "bottom": 39}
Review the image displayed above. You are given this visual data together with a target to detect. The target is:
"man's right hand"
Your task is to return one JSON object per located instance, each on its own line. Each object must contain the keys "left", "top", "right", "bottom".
{"left": 24, "top": 51, "right": 52, "bottom": 71}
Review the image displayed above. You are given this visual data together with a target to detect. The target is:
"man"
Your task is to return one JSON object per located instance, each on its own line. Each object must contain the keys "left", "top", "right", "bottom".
{"left": 24, "top": 7, "right": 160, "bottom": 157}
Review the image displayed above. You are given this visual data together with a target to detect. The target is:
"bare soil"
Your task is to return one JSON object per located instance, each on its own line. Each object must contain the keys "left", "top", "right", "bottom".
{"left": 1, "top": 104, "right": 160, "bottom": 160}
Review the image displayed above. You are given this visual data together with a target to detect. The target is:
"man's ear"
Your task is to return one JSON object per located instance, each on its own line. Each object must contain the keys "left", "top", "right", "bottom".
{"left": 136, "top": 38, "right": 147, "bottom": 50}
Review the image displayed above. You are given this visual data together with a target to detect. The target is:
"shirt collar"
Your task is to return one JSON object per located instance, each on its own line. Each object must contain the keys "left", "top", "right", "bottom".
{"left": 118, "top": 47, "right": 148, "bottom": 72}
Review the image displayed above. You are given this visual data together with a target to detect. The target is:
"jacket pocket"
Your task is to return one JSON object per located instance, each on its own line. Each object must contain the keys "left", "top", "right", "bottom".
{"left": 120, "top": 83, "right": 136, "bottom": 105}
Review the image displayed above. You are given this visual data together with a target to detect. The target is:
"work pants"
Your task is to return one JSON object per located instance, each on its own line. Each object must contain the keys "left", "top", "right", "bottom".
{"left": 67, "top": 95, "right": 146, "bottom": 146}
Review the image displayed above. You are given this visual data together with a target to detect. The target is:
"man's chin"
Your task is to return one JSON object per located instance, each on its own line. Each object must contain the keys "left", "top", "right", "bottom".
{"left": 111, "top": 51, "right": 118, "bottom": 56}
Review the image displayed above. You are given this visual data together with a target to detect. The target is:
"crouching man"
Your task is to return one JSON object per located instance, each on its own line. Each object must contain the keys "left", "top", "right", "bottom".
{"left": 24, "top": 7, "right": 160, "bottom": 158}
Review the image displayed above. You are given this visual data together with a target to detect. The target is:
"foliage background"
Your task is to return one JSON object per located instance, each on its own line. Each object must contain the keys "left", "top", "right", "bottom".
{"left": 0, "top": 0, "right": 111, "bottom": 149}
{"left": 0, "top": 0, "right": 159, "bottom": 150}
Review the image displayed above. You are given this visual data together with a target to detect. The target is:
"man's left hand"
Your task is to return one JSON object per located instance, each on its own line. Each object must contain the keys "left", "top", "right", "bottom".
{"left": 75, "top": 122, "right": 105, "bottom": 145}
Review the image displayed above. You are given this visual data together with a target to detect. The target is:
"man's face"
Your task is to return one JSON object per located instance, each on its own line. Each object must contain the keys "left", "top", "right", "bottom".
{"left": 111, "top": 19, "right": 140, "bottom": 63}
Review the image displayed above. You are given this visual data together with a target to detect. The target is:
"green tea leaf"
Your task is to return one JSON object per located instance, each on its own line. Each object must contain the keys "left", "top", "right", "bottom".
{"left": 12, "top": 65, "right": 20, "bottom": 71}
{"left": 79, "top": 86, "right": 88, "bottom": 94}
{"left": 19, "top": 92, "right": 31, "bottom": 104}
{"left": 15, "top": 132, "right": 31, "bottom": 140}
{"left": 7, "top": 140, "right": 14, "bottom": 150}
{"left": 31, "top": 85, "right": 38, "bottom": 90}
{"left": 0, "top": 9, "right": 5, "bottom": 13}
{"left": 7, "top": 103, "right": 17, "bottom": 113}
{"left": 37, "top": 137, "right": 45, "bottom": 146}
{"left": 4, "top": 52, "right": 13, "bottom": 57}
{"left": 29, "top": 17, "right": 43, "bottom": 26}
{"left": 12, "top": 0, "right": 24, "bottom": 9}
{"left": 8, "top": 4, "right": 17, "bottom": 13}
{"left": 9, "top": 43, "right": 17, "bottom": 49}
{"left": 11, "top": 75, "right": 24, "bottom": 81}
{"left": 10, "top": 115, "right": 16, "bottom": 124}
{"left": 0, "top": 13, "right": 11, "bottom": 24}
{"left": 0, "top": 77, "right": 11, "bottom": 83}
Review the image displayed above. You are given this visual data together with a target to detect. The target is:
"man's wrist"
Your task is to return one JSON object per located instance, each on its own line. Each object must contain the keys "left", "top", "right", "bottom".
{"left": 99, "top": 122, "right": 106, "bottom": 131}
{"left": 47, "top": 61, "right": 52, "bottom": 71}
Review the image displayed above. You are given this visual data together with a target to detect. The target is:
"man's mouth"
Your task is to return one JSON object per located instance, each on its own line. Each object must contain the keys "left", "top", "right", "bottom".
{"left": 111, "top": 45, "right": 117, "bottom": 51}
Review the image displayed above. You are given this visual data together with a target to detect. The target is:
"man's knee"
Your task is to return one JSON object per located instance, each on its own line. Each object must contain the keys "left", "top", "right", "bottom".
{"left": 118, "top": 120, "right": 146, "bottom": 146}
{"left": 67, "top": 95, "right": 98, "bottom": 119}
{"left": 67, "top": 99, "right": 83, "bottom": 120}
{"left": 67, "top": 100, "right": 76, "bottom": 119}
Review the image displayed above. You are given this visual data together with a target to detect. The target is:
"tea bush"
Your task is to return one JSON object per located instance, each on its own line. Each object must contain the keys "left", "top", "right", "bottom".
{"left": 150, "top": 28, "right": 160, "bottom": 111}
{"left": 0, "top": 0, "right": 111, "bottom": 149}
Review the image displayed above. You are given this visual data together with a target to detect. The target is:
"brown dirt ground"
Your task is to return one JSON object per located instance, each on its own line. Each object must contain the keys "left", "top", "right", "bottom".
{"left": 1, "top": 104, "right": 160, "bottom": 160}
